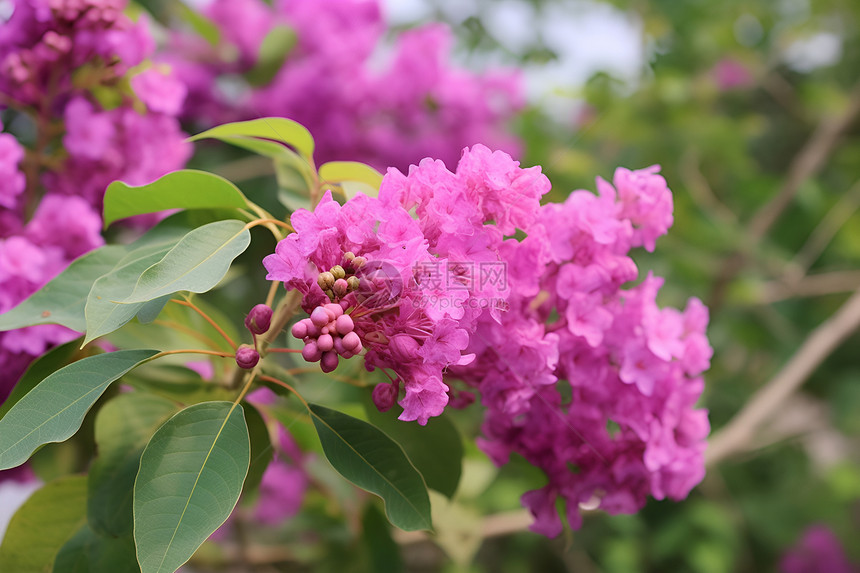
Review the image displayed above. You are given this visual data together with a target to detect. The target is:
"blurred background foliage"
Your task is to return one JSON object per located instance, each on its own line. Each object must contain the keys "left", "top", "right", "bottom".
{"left": 363, "top": 0, "right": 860, "bottom": 571}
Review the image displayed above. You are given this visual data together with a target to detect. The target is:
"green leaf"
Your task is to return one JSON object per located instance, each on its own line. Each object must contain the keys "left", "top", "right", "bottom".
{"left": 0, "top": 349, "right": 159, "bottom": 470}
{"left": 0, "top": 338, "right": 82, "bottom": 421}
{"left": 245, "top": 24, "right": 296, "bottom": 87}
{"left": 243, "top": 402, "right": 273, "bottom": 498}
{"left": 309, "top": 403, "right": 432, "bottom": 532}
{"left": 83, "top": 239, "right": 181, "bottom": 345}
{"left": 174, "top": 2, "right": 221, "bottom": 47}
{"left": 134, "top": 401, "right": 250, "bottom": 573}
{"left": 53, "top": 524, "right": 139, "bottom": 573}
{"left": 364, "top": 399, "right": 463, "bottom": 498}
{"left": 361, "top": 503, "right": 404, "bottom": 573}
{"left": 103, "top": 170, "right": 249, "bottom": 228}
{"left": 88, "top": 394, "right": 178, "bottom": 537}
{"left": 136, "top": 295, "right": 171, "bottom": 324}
{"left": 0, "top": 245, "right": 126, "bottom": 332}
{"left": 120, "top": 219, "right": 251, "bottom": 304}
{"left": 0, "top": 476, "right": 87, "bottom": 573}
{"left": 189, "top": 118, "right": 315, "bottom": 163}
{"left": 319, "top": 161, "right": 384, "bottom": 199}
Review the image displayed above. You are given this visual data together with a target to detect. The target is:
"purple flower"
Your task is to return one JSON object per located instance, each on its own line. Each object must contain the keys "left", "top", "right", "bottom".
{"left": 130, "top": 67, "right": 187, "bottom": 116}
{"left": 781, "top": 525, "right": 858, "bottom": 573}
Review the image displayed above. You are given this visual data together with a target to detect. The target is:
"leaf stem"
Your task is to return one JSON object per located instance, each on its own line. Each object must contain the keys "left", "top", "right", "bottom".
{"left": 264, "top": 280, "right": 280, "bottom": 308}
{"left": 170, "top": 298, "right": 237, "bottom": 349}
{"left": 258, "top": 374, "right": 309, "bottom": 410}
{"left": 146, "top": 348, "right": 235, "bottom": 362}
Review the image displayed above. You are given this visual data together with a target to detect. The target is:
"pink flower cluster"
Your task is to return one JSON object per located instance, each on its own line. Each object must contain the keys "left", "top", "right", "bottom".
{"left": 167, "top": 0, "right": 523, "bottom": 171}
{"left": 0, "top": 0, "right": 190, "bottom": 401}
{"left": 265, "top": 147, "right": 712, "bottom": 534}
{"left": 265, "top": 144, "right": 548, "bottom": 424}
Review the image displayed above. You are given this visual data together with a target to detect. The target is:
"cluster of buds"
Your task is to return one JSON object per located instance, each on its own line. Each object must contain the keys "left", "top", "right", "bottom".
{"left": 235, "top": 303, "right": 273, "bottom": 370}
{"left": 316, "top": 252, "right": 366, "bottom": 301}
{"left": 291, "top": 303, "right": 362, "bottom": 373}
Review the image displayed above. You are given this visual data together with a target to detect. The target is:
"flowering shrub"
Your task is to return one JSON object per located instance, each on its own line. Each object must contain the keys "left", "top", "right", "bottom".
{"left": 0, "top": 0, "right": 189, "bottom": 401}
{"left": 0, "top": 112, "right": 710, "bottom": 571}
{"left": 167, "top": 0, "right": 523, "bottom": 170}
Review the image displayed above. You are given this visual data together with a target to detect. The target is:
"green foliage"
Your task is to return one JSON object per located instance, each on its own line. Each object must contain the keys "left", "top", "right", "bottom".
{"left": 88, "top": 393, "right": 178, "bottom": 536}
{"left": 120, "top": 220, "right": 251, "bottom": 304}
{"left": 103, "top": 170, "right": 249, "bottom": 227}
{"left": 133, "top": 401, "right": 250, "bottom": 573}
{"left": 309, "top": 403, "right": 433, "bottom": 532}
{"left": 363, "top": 396, "right": 463, "bottom": 498}
{"left": 0, "top": 476, "right": 88, "bottom": 573}
{"left": 246, "top": 24, "right": 297, "bottom": 86}
{"left": 188, "top": 117, "right": 315, "bottom": 163}
{"left": 0, "top": 246, "right": 126, "bottom": 332}
{"left": 0, "top": 350, "right": 158, "bottom": 470}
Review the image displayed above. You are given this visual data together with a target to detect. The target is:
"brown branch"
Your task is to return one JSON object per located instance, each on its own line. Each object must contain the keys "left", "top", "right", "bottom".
{"left": 707, "top": 288, "right": 860, "bottom": 465}
{"left": 758, "top": 270, "right": 860, "bottom": 304}
{"left": 748, "top": 81, "right": 860, "bottom": 242}
{"left": 784, "top": 179, "right": 860, "bottom": 282}
{"left": 709, "top": 81, "right": 860, "bottom": 310}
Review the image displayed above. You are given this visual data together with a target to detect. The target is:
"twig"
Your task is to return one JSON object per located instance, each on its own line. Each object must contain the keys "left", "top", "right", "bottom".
{"left": 679, "top": 148, "right": 737, "bottom": 224}
{"left": 784, "top": 179, "right": 860, "bottom": 281}
{"left": 707, "top": 288, "right": 860, "bottom": 465}
{"left": 748, "top": 81, "right": 860, "bottom": 242}
{"left": 709, "top": 81, "right": 860, "bottom": 309}
{"left": 393, "top": 509, "right": 533, "bottom": 545}
{"left": 758, "top": 270, "right": 860, "bottom": 304}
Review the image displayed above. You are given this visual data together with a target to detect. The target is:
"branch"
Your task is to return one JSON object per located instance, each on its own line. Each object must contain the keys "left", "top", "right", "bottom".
{"left": 707, "top": 288, "right": 860, "bottom": 465}
{"left": 784, "top": 179, "right": 860, "bottom": 282}
{"left": 709, "top": 82, "right": 860, "bottom": 310}
{"left": 758, "top": 270, "right": 860, "bottom": 304}
{"left": 748, "top": 82, "right": 860, "bottom": 241}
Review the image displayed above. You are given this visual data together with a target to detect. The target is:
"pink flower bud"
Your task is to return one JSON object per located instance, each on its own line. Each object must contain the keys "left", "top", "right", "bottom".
{"left": 342, "top": 331, "right": 361, "bottom": 352}
{"left": 235, "top": 345, "right": 260, "bottom": 369}
{"left": 372, "top": 382, "right": 397, "bottom": 412}
{"left": 320, "top": 351, "right": 339, "bottom": 373}
{"left": 302, "top": 341, "right": 322, "bottom": 362}
{"left": 291, "top": 320, "right": 308, "bottom": 339}
{"left": 310, "top": 306, "right": 330, "bottom": 327}
{"left": 335, "top": 314, "right": 354, "bottom": 335}
{"left": 317, "top": 333, "right": 334, "bottom": 352}
{"left": 245, "top": 304, "right": 272, "bottom": 335}
{"left": 324, "top": 303, "right": 344, "bottom": 318}
{"left": 333, "top": 278, "right": 348, "bottom": 297}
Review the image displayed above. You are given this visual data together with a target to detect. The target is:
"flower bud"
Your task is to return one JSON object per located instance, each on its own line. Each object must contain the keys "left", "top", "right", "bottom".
{"left": 317, "top": 333, "right": 334, "bottom": 352}
{"left": 302, "top": 341, "right": 322, "bottom": 362}
{"left": 342, "top": 331, "right": 361, "bottom": 352}
{"left": 343, "top": 251, "right": 356, "bottom": 262}
{"left": 317, "top": 271, "right": 335, "bottom": 290}
{"left": 235, "top": 345, "right": 260, "bottom": 369}
{"left": 347, "top": 276, "right": 360, "bottom": 291}
{"left": 244, "top": 304, "right": 272, "bottom": 335}
{"left": 333, "top": 278, "right": 348, "bottom": 297}
{"left": 291, "top": 319, "right": 309, "bottom": 339}
{"left": 324, "top": 303, "right": 344, "bottom": 318}
{"left": 321, "top": 351, "right": 339, "bottom": 373}
{"left": 331, "top": 265, "right": 346, "bottom": 280}
{"left": 310, "top": 306, "right": 330, "bottom": 327}
{"left": 352, "top": 256, "right": 367, "bottom": 269}
{"left": 372, "top": 382, "right": 397, "bottom": 412}
{"left": 335, "top": 314, "right": 354, "bottom": 335}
